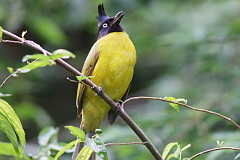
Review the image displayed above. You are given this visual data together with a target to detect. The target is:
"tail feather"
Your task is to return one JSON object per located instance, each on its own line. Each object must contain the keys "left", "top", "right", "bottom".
{"left": 72, "top": 131, "right": 96, "bottom": 160}
{"left": 72, "top": 141, "right": 84, "bottom": 160}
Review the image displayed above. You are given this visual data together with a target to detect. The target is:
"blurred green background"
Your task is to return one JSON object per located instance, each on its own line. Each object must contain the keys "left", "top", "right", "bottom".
{"left": 0, "top": 0, "right": 240, "bottom": 159}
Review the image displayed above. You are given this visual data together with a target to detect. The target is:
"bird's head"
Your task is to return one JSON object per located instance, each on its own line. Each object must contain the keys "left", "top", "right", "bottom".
{"left": 97, "top": 4, "right": 124, "bottom": 39}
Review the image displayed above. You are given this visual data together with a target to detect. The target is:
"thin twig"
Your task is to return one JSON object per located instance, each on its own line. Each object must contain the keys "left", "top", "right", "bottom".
{"left": 1, "top": 29, "right": 163, "bottom": 160}
{"left": 188, "top": 147, "right": 240, "bottom": 160}
{"left": 123, "top": 96, "right": 240, "bottom": 129}
{"left": 105, "top": 142, "right": 148, "bottom": 146}
{"left": 0, "top": 74, "right": 14, "bottom": 88}
{"left": 0, "top": 69, "right": 20, "bottom": 88}
{"left": 66, "top": 77, "right": 79, "bottom": 83}
{"left": 1, "top": 39, "right": 23, "bottom": 44}
{"left": 66, "top": 77, "right": 93, "bottom": 89}
{"left": 0, "top": 57, "right": 47, "bottom": 88}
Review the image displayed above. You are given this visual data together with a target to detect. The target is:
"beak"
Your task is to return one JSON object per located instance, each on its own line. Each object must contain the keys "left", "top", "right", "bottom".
{"left": 111, "top": 11, "right": 124, "bottom": 26}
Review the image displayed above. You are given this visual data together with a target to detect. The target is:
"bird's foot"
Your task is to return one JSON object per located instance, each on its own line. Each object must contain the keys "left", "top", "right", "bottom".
{"left": 115, "top": 102, "right": 122, "bottom": 111}
{"left": 95, "top": 87, "right": 104, "bottom": 96}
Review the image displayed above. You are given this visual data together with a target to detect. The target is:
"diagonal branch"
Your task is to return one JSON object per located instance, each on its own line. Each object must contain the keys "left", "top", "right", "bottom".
{"left": 1, "top": 29, "right": 163, "bottom": 160}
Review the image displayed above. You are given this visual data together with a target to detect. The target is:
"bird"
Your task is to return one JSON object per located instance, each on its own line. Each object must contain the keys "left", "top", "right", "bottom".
{"left": 73, "top": 4, "right": 136, "bottom": 159}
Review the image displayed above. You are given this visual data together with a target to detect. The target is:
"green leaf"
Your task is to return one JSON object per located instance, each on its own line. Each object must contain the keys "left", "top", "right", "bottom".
{"left": 0, "top": 26, "right": 2, "bottom": 40}
{"left": 76, "top": 146, "right": 93, "bottom": 160}
{"left": 53, "top": 140, "right": 79, "bottom": 160}
{"left": 22, "top": 54, "right": 50, "bottom": 62}
{"left": 166, "top": 153, "right": 177, "bottom": 160}
{"left": 235, "top": 153, "right": 240, "bottom": 160}
{"left": 181, "top": 143, "right": 191, "bottom": 152}
{"left": 173, "top": 145, "right": 181, "bottom": 157}
{"left": 94, "top": 135, "right": 108, "bottom": 160}
{"left": 162, "top": 142, "right": 178, "bottom": 159}
{"left": 49, "top": 143, "right": 74, "bottom": 153}
{"left": 51, "top": 49, "right": 75, "bottom": 60}
{"left": 7, "top": 67, "right": 14, "bottom": 74}
{"left": 216, "top": 140, "right": 224, "bottom": 148}
{"left": 165, "top": 97, "right": 179, "bottom": 112}
{"left": 176, "top": 98, "right": 188, "bottom": 104}
{"left": 21, "top": 30, "right": 27, "bottom": 39}
{"left": 65, "top": 126, "right": 86, "bottom": 140}
{"left": 76, "top": 76, "right": 95, "bottom": 81}
{"left": 0, "top": 143, "right": 30, "bottom": 160}
{"left": 38, "top": 127, "right": 59, "bottom": 146}
{"left": 0, "top": 142, "right": 17, "bottom": 156}
{"left": 0, "top": 93, "right": 12, "bottom": 97}
{"left": 0, "top": 113, "right": 20, "bottom": 156}
{"left": 86, "top": 135, "right": 108, "bottom": 160}
{"left": 17, "top": 60, "right": 50, "bottom": 73}
{"left": 6, "top": 67, "right": 18, "bottom": 77}
{"left": 95, "top": 129, "right": 102, "bottom": 134}
{"left": 0, "top": 99, "right": 26, "bottom": 156}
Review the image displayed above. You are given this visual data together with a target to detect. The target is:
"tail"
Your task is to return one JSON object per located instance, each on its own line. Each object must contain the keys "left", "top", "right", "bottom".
{"left": 72, "top": 140, "right": 84, "bottom": 160}
{"left": 72, "top": 131, "right": 96, "bottom": 160}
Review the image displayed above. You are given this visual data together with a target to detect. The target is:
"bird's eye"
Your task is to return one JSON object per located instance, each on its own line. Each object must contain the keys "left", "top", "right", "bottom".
{"left": 102, "top": 23, "right": 108, "bottom": 28}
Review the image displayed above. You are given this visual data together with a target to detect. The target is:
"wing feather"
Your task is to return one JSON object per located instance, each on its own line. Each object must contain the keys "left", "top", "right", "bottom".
{"left": 76, "top": 44, "right": 100, "bottom": 117}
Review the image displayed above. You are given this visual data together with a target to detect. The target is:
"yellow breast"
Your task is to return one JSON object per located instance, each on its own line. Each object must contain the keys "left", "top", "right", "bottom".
{"left": 81, "top": 32, "right": 136, "bottom": 132}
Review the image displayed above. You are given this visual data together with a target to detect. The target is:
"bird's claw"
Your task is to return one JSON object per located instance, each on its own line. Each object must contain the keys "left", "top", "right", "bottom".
{"left": 95, "top": 87, "right": 104, "bottom": 96}
{"left": 115, "top": 102, "right": 122, "bottom": 111}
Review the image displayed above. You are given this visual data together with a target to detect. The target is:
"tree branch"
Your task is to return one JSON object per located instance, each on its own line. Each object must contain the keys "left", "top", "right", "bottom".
{"left": 105, "top": 142, "right": 148, "bottom": 146}
{"left": 188, "top": 147, "right": 240, "bottom": 160}
{"left": 0, "top": 74, "right": 15, "bottom": 88}
{"left": 1, "top": 29, "right": 163, "bottom": 160}
{"left": 123, "top": 96, "right": 240, "bottom": 129}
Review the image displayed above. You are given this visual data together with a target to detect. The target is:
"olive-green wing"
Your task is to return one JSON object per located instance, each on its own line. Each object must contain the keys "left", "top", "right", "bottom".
{"left": 76, "top": 44, "right": 100, "bottom": 117}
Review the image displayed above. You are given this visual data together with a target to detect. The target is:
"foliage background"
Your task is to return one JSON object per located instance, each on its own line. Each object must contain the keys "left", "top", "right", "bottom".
{"left": 0, "top": 0, "right": 240, "bottom": 159}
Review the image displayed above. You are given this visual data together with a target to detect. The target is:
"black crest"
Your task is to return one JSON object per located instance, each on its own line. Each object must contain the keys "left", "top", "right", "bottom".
{"left": 97, "top": 4, "right": 109, "bottom": 22}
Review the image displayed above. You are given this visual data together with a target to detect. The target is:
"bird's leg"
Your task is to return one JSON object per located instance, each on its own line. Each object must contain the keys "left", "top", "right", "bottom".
{"left": 115, "top": 101, "right": 122, "bottom": 111}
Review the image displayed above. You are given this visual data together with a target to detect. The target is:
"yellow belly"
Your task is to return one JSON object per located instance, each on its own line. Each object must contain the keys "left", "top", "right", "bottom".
{"left": 81, "top": 32, "right": 136, "bottom": 132}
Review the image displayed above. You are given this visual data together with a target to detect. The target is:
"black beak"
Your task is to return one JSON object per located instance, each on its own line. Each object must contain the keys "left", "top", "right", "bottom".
{"left": 110, "top": 11, "right": 124, "bottom": 26}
